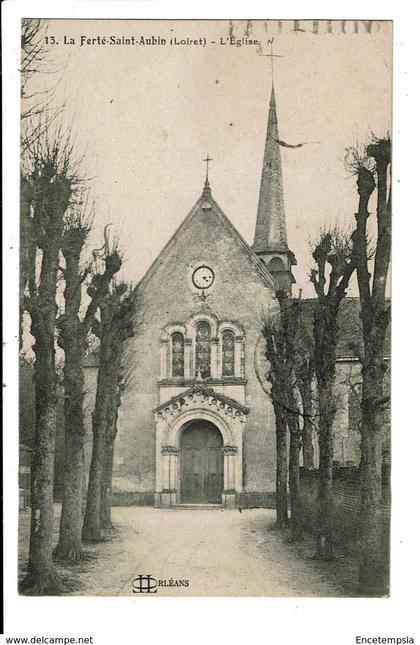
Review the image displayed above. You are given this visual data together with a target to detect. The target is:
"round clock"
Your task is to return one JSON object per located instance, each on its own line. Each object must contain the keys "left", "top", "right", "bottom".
{"left": 192, "top": 265, "right": 215, "bottom": 289}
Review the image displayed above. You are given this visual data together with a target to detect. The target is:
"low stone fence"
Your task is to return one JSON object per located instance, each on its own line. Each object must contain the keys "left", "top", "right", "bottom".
{"left": 111, "top": 491, "right": 155, "bottom": 506}
{"left": 300, "top": 466, "right": 391, "bottom": 551}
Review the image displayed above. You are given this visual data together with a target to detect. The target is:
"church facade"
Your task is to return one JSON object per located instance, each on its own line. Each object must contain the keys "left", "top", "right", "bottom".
{"left": 84, "top": 87, "right": 377, "bottom": 508}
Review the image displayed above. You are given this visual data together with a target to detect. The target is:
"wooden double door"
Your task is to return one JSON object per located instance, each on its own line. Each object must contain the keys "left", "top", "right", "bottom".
{"left": 181, "top": 422, "right": 223, "bottom": 504}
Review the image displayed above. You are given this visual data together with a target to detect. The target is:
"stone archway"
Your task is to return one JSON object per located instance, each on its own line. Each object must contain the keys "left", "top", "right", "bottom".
{"left": 154, "top": 387, "right": 247, "bottom": 508}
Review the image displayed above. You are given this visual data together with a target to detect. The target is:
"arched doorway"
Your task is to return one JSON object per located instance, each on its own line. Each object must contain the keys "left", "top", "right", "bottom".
{"left": 180, "top": 421, "right": 223, "bottom": 503}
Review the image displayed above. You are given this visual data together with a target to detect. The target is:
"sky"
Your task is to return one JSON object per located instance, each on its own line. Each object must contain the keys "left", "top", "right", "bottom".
{"left": 26, "top": 19, "right": 392, "bottom": 296}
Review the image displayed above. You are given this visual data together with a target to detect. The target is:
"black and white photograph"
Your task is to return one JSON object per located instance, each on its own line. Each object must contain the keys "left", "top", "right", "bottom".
{"left": 15, "top": 17, "right": 393, "bottom": 599}
{"left": 7, "top": 5, "right": 420, "bottom": 642}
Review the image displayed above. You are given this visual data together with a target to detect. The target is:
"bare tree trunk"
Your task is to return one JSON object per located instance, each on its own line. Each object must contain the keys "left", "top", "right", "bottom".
{"left": 287, "top": 407, "right": 303, "bottom": 540}
{"left": 310, "top": 229, "right": 356, "bottom": 560}
{"left": 54, "top": 340, "right": 85, "bottom": 561}
{"left": 55, "top": 239, "right": 121, "bottom": 559}
{"left": 312, "top": 296, "right": 340, "bottom": 560}
{"left": 298, "top": 374, "right": 315, "bottom": 470}
{"left": 82, "top": 361, "right": 109, "bottom": 541}
{"left": 274, "top": 405, "right": 289, "bottom": 528}
{"left": 20, "top": 176, "right": 34, "bottom": 349}
{"left": 54, "top": 231, "right": 87, "bottom": 562}
{"left": 25, "top": 344, "right": 62, "bottom": 593}
{"left": 100, "top": 383, "right": 120, "bottom": 531}
{"left": 314, "top": 382, "right": 336, "bottom": 559}
{"left": 84, "top": 351, "right": 120, "bottom": 538}
{"left": 351, "top": 139, "right": 391, "bottom": 595}
{"left": 83, "top": 284, "right": 134, "bottom": 541}
{"left": 22, "top": 185, "right": 69, "bottom": 592}
{"left": 358, "top": 334, "right": 388, "bottom": 594}
{"left": 359, "top": 379, "right": 384, "bottom": 595}
{"left": 263, "top": 294, "right": 308, "bottom": 529}
{"left": 100, "top": 440, "right": 115, "bottom": 531}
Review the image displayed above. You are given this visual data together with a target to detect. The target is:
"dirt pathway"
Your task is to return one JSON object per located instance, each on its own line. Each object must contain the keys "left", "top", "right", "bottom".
{"left": 59, "top": 507, "right": 347, "bottom": 596}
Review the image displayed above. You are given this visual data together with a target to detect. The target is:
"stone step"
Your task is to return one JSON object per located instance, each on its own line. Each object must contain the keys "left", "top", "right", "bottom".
{"left": 171, "top": 503, "right": 223, "bottom": 510}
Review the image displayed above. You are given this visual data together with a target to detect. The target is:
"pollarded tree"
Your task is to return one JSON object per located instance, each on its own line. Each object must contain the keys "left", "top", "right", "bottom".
{"left": 309, "top": 226, "right": 363, "bottom": 560}
{"left": 99, "top": 291, "right": 136, "bottom": 532}
{"left": 20, "top": 19, "right": 63, "bottom": 153}
{"left": 20, "top": 19, "right": 56, "bottom": 349}
{"left": 20, "top": 176, "right": 35, "bottom": 349}
{"left": 21, "top": 19, "right": 49, "bottom": 105}
{"left": 262, "top": 291, "right": 306, "bottom": 536}
{"left": 99, "top": 380, "right": 121, "bottom": 532}
{"left": 293, "top": 301, "right": 315, "bottom": 471}
{"left": 83, "top": 282, "right": 136, "bottom": 541}
{"left": 284, "top": 299, "right": 309, "bottom": 541}
{"left": 21, "top": 130, "right": 78, "bottom": 594}
{"left": 99, "top": 334, "right": 136, "bottom": 531}
{"left": 295, "top": 358, "right": 315, "bottom": 470}
{"left": 54, "top": 216, "right": 122, "bottom": 562}
{"left": 348, "top": 137, "right": 391, "bottom": 595}
{"left": 262, "top": 291, "right": 290, "bottom": 528}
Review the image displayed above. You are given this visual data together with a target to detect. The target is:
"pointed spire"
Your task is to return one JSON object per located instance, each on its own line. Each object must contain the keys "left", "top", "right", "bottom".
{"left": 252, "top": 86, "right": 288, "bottom": 252}
{"left": 202, "top": 175, "right": 212, "bottom": 198}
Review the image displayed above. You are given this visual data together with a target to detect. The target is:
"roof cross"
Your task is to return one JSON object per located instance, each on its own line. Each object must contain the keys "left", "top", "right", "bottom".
{"left": 202, "top": 154, "right": 213, "bottom": 183}
{"left": 259, "top": 43, "right": 284, "bottom": 85}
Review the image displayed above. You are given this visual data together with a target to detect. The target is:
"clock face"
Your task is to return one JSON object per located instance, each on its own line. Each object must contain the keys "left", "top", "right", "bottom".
{"left": 192, "top": 265, "right": 214, "bottom": 289}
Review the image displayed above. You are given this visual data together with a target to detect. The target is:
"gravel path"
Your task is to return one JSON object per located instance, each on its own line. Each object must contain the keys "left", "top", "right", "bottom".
{"left": 56, "top": 507, "right": 347, "bottom": 597}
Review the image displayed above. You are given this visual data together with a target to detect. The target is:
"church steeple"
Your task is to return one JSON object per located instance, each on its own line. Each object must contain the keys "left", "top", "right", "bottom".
{"left": 252, "top": 86, "right": 296, "bottom": 293}
{"left": 253, "top": 87, "right": 287, "bottom": 251}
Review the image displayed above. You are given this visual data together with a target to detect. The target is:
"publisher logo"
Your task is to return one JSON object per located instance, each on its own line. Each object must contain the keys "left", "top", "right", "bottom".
{"left": 132, "top": 574, "right": 158, "bottom": 593}
{"left": 132, "top": 574, "right": 190, "bottom": 593}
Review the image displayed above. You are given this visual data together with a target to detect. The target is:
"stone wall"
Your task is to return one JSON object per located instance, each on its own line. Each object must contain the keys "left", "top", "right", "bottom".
{"left": 300, "top": 467, "right": 391, "bottom": 550}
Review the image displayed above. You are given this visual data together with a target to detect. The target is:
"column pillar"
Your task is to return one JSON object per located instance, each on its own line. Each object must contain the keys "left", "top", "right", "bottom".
{"left": 160, "top": 446, "right": 179, "bottom": 507}
{"left": 160, "top": 339, "right": 169, "bottom": 379}
{"left": 184, "top": 339, "right": 192, "bottom": 379}
{"left": 234, "top": 336, "right": 243, "bottom": 378}
{"left": 211, "top": 337, "right": 219, "bottom": 378}
{"left": 222, "top": 446, "right": 237, "bottom": 509}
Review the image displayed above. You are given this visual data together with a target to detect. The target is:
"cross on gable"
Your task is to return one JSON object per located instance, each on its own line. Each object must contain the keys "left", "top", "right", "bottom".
{"left": 202, "top": 154, "right": 213, "bottom": 182}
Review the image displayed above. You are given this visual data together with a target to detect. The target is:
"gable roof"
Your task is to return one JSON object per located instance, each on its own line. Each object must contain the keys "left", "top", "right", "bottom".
{"left": 153, "top": 385, "right": 250, "bottom": 415}
{"left": 134, "top": 184, "right": 276, "bottom": 296}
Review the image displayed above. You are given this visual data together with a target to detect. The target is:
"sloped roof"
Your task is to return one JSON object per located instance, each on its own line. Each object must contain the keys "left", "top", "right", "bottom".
{"left": 133, "top": 184, "right": 276, "bottom": 296}
{"left": 153, "top": 385, "right": 250, "bottom": 415}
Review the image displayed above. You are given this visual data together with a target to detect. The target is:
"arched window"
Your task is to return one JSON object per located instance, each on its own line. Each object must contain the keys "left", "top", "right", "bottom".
{"left": 268, "top": 257, "right": 285, "bottom": 272}
{"left": 195, "top": 321, "right": 211, "bottom": 378}
{"left": 171, "top": 332, "right": 184, "bottom": 377}
{"left": 222, "top": 331, "right": 235, "bottom": 377}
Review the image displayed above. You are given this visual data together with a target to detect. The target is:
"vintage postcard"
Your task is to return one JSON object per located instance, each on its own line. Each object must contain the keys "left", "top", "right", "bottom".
{"left": 14, "top": 17, "right": 394, "bottom": 602}
{"left": 3, "top": 1, "right": 420, "bottom": 642}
